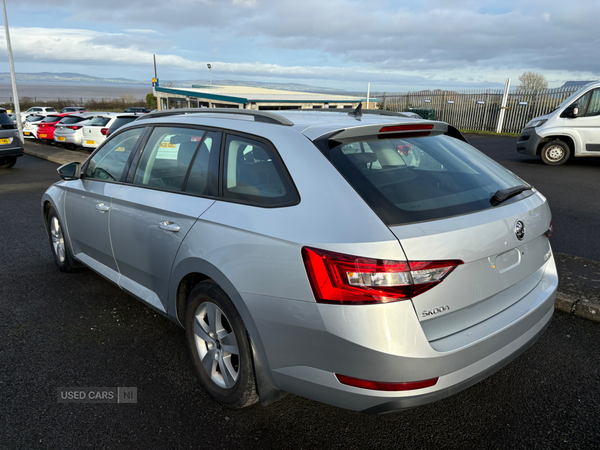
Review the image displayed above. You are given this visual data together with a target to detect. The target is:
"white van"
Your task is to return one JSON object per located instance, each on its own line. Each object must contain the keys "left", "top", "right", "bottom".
{"left": 517, "top": 81, "right": 600, "bottom": 165}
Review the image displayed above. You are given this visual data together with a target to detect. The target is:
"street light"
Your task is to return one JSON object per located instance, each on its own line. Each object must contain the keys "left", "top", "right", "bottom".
{"left": 2, "top": 0, "right": 23, "bottom": 142}
{"left": 207, "top": 63, "right": 211, "bottom": 86}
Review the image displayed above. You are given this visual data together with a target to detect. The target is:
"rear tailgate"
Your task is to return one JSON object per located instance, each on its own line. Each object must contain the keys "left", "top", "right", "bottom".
{"left": 390, "top": 192, "right": 553, "bottom": 344}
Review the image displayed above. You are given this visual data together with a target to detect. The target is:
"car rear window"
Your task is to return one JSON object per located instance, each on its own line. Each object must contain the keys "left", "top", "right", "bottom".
{"left": 59, "top": 116, "right": 86, "bottom": 124}
{"left": 329, "top": 134, "right": 529, "bottom": 225}
{"left": 26, "top": 115, "right": 46, "bottom": 122}
{"left": 109, "top": 117, "right": 137, "bottom": 130}
{"left": 88, "top": 117, "right": 111, "bottom": 126}
{"left": 41, "top": 115, "right": 62, "bottom": 123}
{"left": 0, "top": 111, "right": 15, "bottom": 128}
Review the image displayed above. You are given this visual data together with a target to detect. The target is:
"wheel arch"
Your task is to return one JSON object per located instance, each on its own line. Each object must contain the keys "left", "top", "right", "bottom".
{"left": 536, "top": 134, "right": 575, "bottom": 156}
{"left": 170, "top": 258, "right": 283, "bottom": 402}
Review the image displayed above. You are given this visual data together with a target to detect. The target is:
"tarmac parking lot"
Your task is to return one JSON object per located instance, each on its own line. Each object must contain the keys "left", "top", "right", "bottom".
{"left": 1, "top": 137, "right": 599, "bottom": 449}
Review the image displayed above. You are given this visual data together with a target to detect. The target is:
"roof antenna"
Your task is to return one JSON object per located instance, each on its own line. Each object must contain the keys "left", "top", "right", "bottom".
{"left": 348, "top": 103, "right": 362, "bottom": 118}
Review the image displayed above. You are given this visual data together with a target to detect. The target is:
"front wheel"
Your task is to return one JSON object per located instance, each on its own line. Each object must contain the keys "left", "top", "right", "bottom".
{"left": 185, "top": 281, "right": 258, "bottom": 409}
{"left": 540, "top": 140, "right": 570, "bottom": 165}
{"left": 0, "top": 156, "right": 17, "bottom": 169}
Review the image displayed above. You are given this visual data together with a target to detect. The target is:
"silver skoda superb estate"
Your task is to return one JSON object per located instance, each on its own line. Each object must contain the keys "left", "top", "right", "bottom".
{"left": 41, "top": 108, "right": 557, "bottom": 414}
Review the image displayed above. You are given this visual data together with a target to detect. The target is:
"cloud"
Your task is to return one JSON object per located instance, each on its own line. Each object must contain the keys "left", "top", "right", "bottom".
{"left": 2, "top": 0, "right": 600, "bottom": 91}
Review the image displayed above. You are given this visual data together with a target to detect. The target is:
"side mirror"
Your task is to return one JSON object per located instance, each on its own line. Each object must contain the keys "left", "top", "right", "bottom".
{"left": 57, "top": 162, "right": 81, "bottom": 180}
{"left": 562, "top": 104, "right": 579, "bottom": 119}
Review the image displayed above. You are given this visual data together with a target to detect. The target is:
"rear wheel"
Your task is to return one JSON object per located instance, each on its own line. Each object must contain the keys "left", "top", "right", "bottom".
{"left": 0, "top": 156, "right": 17, "bottom": 169}
{"left": 540, "top": 140, "right": 570, "bottom": 165}
{"left": 185, "top": 281, "right": 258, "bottom": 409}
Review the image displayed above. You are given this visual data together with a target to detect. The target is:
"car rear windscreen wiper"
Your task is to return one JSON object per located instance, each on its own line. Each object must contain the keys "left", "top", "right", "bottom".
{"left": 490, "top": 185, "right": 532, "bottom": 206}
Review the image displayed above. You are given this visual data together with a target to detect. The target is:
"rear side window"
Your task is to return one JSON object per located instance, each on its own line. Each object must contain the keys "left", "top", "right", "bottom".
{"left": 133, "top": 126, "right": 206, "bottom": 191}
{"left": 222, "top": 134, "right": 297, "bottom": 206}
{"left": 329, "top": 134, "right": 527, "bottom": 225}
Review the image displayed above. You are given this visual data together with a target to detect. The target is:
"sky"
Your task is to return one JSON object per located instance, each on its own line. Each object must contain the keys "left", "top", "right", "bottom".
{"left": 1, "top": 0, "right": 599, "bottom": 93}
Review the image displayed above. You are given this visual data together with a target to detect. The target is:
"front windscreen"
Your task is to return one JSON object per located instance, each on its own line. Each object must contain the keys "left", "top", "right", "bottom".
{"left": 329, "top": 134, "right": 529, "bottom": 225}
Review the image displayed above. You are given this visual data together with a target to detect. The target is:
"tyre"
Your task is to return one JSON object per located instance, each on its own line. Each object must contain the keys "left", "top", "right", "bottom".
{"left": 46, "top": 205, "right": 75, "bottom": 272}
{"left": 540, "top": 140, "right": 570, "bottom": 165}
{"left": 185, "top": 281, "right": 258, "bottom": 409}
{"left": 0, "top": 156, "right": 17, "bottom": 169}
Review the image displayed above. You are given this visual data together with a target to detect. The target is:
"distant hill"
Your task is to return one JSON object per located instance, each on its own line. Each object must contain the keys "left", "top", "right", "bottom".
{"left": 0, "top": 72, "right": 144, "bottom": 85}
{"left": 0, "top": 72, "right": 355, "bottom": 95}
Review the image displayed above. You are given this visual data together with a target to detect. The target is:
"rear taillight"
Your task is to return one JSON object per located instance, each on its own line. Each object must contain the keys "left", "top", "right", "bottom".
{"left": 67, "top": 126, "right": 82, "bottom": 130}
{"left": 545, "top": 219, "right": 553, "bottom": 238}
{"left": 100, "top": 128, "right": 108, "bottom": 135}
{"left": 301, "top": 247, "right": 462, "bottom": 305}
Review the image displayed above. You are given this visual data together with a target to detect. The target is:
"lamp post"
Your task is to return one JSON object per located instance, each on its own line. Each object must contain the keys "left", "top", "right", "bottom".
{"left": 207, "top": 63, "right": 212, "bottom": 86}
{"left": 2, "top": 0, "right": 23, "bottom": 142}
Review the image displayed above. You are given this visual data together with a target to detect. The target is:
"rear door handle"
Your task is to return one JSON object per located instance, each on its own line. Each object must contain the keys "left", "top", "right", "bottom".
{"left": 95, "top": 203, "right": 110, "bottom": 212}
{"left": 158, "top": 221, "right": 181, "bottom": 232}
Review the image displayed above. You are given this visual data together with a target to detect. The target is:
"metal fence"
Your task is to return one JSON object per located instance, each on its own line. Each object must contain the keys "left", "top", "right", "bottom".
{"left": 377, "top": 86, "right": 581, "bottom": 134}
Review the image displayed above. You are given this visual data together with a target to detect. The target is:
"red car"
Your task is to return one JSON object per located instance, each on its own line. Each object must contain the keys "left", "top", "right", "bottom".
{"left": 36, "top": 113, "right": 77, "bottom": 144}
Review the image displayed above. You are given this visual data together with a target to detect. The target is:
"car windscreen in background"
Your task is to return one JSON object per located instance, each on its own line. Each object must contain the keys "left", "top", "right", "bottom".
{"left": 329, "top": 134, "right": 530, "bottom": 225}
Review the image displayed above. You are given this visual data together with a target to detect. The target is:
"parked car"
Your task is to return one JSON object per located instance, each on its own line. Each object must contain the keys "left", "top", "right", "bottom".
{"left": 23, "top": 114, "right": 47, "bottom": 139}
{"left": 20, "top": 106, "right": 57, "bottom": 122}
{"left": 59, "top": 107, "right": 87, "bottom": 113}
{"left": 517, "top": 81, "right": 600, "bottom": 165}
{"left": 42, "top": 108, "right": 557, "bottom": 414}
{"left": 81, "top": 112, "right": 143, "bottom": 150}
{"left": 123, "top": 107, "right": 150, "bottom": 113}
{"left": 105, "top": 113, "right": 144, "bottom": 137}
{"left": 53, "top": 112, "right": 110, "bottom": 149}
{"left": 0, "top": 108, "right": 23, "bottom": 169}
{"left": 36, "top": 113, "right": 76, "bottom": 144}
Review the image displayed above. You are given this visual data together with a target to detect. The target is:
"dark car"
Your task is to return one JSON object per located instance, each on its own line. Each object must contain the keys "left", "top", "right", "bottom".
{"left": 123, "top": 107, "right": 151, "bottom": 113}
{"left": 59, "top": 107, "right": 88, "bottom": 113}
{"left": 0, "top": 108, "right": 24, "bottom": 169}
{"left": 105, "top": 114, "right": 143, "bottom": 137}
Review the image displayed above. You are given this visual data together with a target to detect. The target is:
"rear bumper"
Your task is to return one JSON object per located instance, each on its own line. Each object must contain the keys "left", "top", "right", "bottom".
{"left": 517, "top": 128, "right": 544, "bottom": 155}
{"left": 0, "top": 148, "right": 24, "bottom": 158}
{"left": 246, "top": 256, "right": 558, "bottom": 413}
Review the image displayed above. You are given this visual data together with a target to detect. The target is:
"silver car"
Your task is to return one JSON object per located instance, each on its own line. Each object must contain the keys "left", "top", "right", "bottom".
{"left": 54, "top": 112, "right": 109, "bottom": 149}
{"left": 41, "top": 108, "right": 557, "bottom": 413}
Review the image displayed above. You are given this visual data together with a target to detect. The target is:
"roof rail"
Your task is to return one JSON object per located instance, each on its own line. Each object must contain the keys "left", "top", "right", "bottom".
{"left": 137, "top": 108, "right": 294, "bottom": 126}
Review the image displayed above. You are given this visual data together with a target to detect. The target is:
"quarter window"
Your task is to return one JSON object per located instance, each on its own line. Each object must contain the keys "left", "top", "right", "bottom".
{"left": 222, "top": 135, "right": 297, "bottom": 206}
{"left": 133, "top": 127, "right": 206, "bottom": 191}
{"left": 84, "top": 127, "right": 143, "bottom": 182}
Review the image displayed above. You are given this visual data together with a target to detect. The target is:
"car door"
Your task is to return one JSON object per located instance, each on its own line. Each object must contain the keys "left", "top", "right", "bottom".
{"left": 109, "top": 126, "right": 219, "bottom": 312}
{"left": 64, "top": 127, "right": 146, "bottom": 283}
{"left": 568, "top": 88, "right": 600, "bottom": 154}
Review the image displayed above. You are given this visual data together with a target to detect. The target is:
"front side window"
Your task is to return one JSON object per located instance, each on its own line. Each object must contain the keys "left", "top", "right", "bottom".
{"left": 583, "top": 89, "right": 600, "bottom": 117}
{"left": 330, "top": 134, "right": 527, "bottom": 225}
{"left": 132, "top": 126, "right": 206, "bottom": 191}
{"left": 222, "top": 134, "right": 297, "bottom": 206}
{"left": 84, "top": 127, "right": 144, "bottom": 182}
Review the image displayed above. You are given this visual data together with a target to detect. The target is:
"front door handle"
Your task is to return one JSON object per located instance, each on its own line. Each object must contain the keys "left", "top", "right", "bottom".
{"left": 95, "top": 203, "right": 110, "bottom": 212}
{"left": 158, "top": 221, "right": 181, "bottom": 232}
